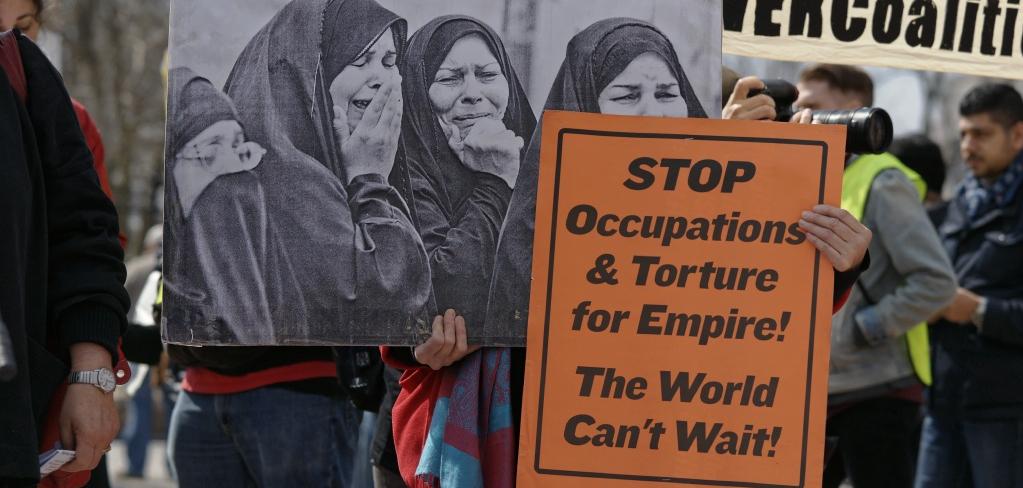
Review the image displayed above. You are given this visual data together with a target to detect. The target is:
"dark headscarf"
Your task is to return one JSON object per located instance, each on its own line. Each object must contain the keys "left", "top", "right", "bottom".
{"left": 485, "top": 18, "right": 706, "bottom": 341}
{"left": 166, "top": 67, "right": 239, "bottom": 160}
{"left": 164, "top": 67, "right": 239, "bottom": 278}
{"left": 542, "top": 17, "right": 706, "bottom": 116}
{"left": 224, "top": 0, "right": 407, "bottom": 183}
{"left": 401, "top": 15, "right": 536, "bottom": 222}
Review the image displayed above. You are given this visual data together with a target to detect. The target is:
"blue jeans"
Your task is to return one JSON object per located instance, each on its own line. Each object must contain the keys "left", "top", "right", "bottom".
{"left": 121, "top": 367, "right": 152, "bottom": 476}
{"left": 351, "top": 411, "right": 377, "bottom": 488}
{"left": 167, "top": 386, "right": 360, "bottom": 488}
{"left": 916, "top": 413, "right": 1023, "bottom": 488}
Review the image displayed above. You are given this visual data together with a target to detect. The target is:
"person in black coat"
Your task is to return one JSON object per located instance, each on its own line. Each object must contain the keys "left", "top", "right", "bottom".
{"left": 0, "top": 30, "right": 129, "bottom": 486}
{"left": 918, "top": 83, "right": 1023, "bottom": 488}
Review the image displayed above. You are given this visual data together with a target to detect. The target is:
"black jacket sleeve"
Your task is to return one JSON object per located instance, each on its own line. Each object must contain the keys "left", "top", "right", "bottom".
{"left": 19, "top": 36, "right": 129, "bottom": 364}
{"left": 410, "top": 158, "right": 512, "bottom": 328}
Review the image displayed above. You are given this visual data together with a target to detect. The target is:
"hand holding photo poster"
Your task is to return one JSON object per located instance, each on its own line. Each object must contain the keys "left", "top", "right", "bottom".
{"left": 163, "top": 0, "right": 721, "bottom": 346}
{"left": 517, "top": 113, "right": 846, "bottom": 487}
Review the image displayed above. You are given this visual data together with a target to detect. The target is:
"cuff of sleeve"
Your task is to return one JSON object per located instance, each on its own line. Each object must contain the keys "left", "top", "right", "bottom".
{"left": 57, "top": 303, "right": 122, "bottom": 367}
{"left": 123, "top": 324, "right": 164, "bottom": 365}
{"left": 379, "top": 346, "right": 424, "bottom": 370}
{"left": 834, "top": 251, "right": 870, "bottom": 296}
{"left": 476, "top": 172, "right": 514, "bottom": 198}
{"left": 348, "top": 173, "right": 400, "bottom": 221}
{"left": 854, "top": 306, "right": 886, "bottom": 347}
{"left": 979, "top": 298, "right": 1011, "bottom": 342}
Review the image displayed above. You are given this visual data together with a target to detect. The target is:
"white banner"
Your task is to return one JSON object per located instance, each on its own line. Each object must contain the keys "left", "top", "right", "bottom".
{"left": 724, "top": 0, "right": 1023, "bottom": 80}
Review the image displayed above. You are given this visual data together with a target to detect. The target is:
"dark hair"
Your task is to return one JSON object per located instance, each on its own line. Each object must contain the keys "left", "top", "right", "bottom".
{"left": 799, "top": 63, "right": 873, "bottom": 106}
{"left": 890, "top": 134, "right": 946, "bottom": 194}
{"left": 32, "top": 0, "right": 44, "bottom": 24}
{"left": 959, "top": 83, "right": 1023, "bottom": 128}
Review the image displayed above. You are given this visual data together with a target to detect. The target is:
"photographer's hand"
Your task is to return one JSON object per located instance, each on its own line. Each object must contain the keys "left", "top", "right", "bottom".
{"left": 789, "top": 108, "right": 814, "bottom": 124}
{"left": 723, "top": 76, "right": 777, "bottom": 121}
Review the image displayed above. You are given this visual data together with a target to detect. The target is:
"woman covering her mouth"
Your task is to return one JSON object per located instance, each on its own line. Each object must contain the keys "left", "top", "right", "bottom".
{"left": 216, "top": 0, "right": 431, "bottom": 344}
{"left": 399, "top": 15, "right": 536, "bottom": 332}
{"left": 163, "top": 67, "right": 278, "bottom": 344}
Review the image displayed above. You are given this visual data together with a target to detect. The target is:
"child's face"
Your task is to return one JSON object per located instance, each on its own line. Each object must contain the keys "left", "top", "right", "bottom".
{"left": 177, "top": 120, "right": 265, "bottom": 176}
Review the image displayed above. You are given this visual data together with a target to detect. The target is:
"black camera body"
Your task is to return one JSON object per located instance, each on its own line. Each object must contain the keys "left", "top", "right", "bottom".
{"left": 749, "top": 79, "right": 893, "bottom": 155}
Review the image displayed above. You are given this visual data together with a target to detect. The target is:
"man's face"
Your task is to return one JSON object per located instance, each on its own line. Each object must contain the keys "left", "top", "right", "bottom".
{"left": 795, "top": 79, "right": 862, "bottom": 112}
{"left": 959, "top": 113, "right": 1023, "bottom": 181}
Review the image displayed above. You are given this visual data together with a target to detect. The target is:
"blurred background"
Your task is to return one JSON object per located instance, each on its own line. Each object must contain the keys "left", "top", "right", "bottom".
{"left": 27, "top": 1, "right": 1023, "bottom": 487}
{"left": 40, "top": 0, "right": 169, "bottom": 261}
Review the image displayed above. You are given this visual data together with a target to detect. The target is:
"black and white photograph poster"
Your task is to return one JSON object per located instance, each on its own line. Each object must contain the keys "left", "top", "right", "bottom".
{"left": 163, "top": 0, "right": 722, "bottom": 346}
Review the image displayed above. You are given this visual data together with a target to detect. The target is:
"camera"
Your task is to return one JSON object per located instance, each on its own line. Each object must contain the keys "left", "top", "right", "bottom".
{"left": 749, "top": 79, "right": 894, "bottom": 155}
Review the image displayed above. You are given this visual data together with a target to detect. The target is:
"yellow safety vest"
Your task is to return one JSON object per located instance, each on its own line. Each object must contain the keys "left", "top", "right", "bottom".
{"left": 841, "top": 153, "right": 932, "bottom": 386}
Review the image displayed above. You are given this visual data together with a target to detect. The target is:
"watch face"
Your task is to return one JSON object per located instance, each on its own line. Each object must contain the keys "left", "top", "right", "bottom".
{"left": 97, "top": 369, "right": 116, "bottom": 392}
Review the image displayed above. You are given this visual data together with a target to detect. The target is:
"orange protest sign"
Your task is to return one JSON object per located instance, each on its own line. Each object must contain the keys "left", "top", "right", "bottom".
{"left": 516, "top": 111, "right": 846, "bottom": 487}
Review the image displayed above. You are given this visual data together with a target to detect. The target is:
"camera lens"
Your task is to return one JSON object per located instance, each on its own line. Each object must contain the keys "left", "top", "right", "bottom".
{"left": 811, "top": 108, "right": 893, "bottom": 154}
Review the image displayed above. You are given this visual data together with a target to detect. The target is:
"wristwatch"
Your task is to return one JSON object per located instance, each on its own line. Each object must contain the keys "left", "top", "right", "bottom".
{"left": 68, "top": 368, "right": 117, "bottom": 393}
{"left": 971, "top": 296, "right": 988, "bottom": 329}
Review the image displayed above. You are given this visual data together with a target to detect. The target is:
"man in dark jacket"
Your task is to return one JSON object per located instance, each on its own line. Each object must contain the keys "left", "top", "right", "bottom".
{"left": 916, "top": 83, "right": 1023, "bottom": 488}
{"left": 0, "top": 30, "right": 129, "bottom": 486}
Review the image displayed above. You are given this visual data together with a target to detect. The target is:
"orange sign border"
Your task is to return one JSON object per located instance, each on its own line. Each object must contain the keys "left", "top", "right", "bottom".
{"left": 529, "top": 127, "right": 833, "bottom": 488}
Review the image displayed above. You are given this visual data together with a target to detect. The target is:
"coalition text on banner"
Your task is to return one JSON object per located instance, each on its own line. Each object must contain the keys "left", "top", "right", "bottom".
{"left": 723, "top": 0, "right": 1023, "bottom": 80}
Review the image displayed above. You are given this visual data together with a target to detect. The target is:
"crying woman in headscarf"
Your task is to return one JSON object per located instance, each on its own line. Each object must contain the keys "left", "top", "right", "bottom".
{"left": 215, "top": 0, "right": 431, "bottom": 344}
{"left": 400, "top": 15, "right": 536, "bottom": 338}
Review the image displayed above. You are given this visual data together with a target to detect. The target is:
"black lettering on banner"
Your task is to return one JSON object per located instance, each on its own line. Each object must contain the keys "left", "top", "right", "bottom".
{"left": 660, "top": 159, "right": 692, "bottom": 191}
{"left": 906, "top": 0, "right": 938, "bottom": 47}
{"left": 941, "top": 0, "right": 960, "bottom": 50}
{"left": 675, "top": 421, "right": 782, "bottom": 457}
{"left": 597, "top": 213, "right": 620, "bottom": 237}
{"left": 789, "top": 0, "right": 825, "bottom": 37}
{"left": 786, "top": 222, "right": 807, "bottom": 244}
{"left": 980, "top": 0, "right": 1002, "bottom": 55}
{"left": 959, "top": 0, "right": 979, "bottom": 53}
{"left": 631, "top": 257, "right": 779, "bottom": 292}
{"left": 722, "top": 161, "right": 756, "bottom": 192}
{"left": 575, "top": 366, "right": 647, "bottom": 399}
{"left": 658, "top": 371, "right": 780, "bottom": 407}
{"left": 832, "top": 0, "right": 869, "bottom": 42}
{"left": 723, "top": 0, "right": 752, "bottom": 31}
{"left": 566, "top": 204, "right": 596, "bottom": 234}
{"left": 564, "top": 414, "right": 642, "bottom": 449}
{"left": 689, "top": 160, "right": 723, "bottom": 193}
{"left": 872, "top": 0, "right": 905, "bottom": 44}
{"left": 625, "top": 158, "right": 758, "bottom": 193}
{"left": 754, "top": 0, "right": 784, "bottom": 36}
{"left": 570, "top": 300, "right": 630, "bottom": 334}
{"left": 624, "top": 157, "right": 658, "bottom": 190}
{"left": 635, "top": 305, "right": 791, "bottom": 345}
{"left": 1003, "top": 1, "right": 1019, "bottom": 56}
{"left": 586, "top": 254, "right": 619, "bottom": 285}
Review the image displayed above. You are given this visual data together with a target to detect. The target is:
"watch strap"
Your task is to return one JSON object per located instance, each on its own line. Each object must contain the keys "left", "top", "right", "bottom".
{"left": 971, "top": 296, "right": 988, "bottom": 328}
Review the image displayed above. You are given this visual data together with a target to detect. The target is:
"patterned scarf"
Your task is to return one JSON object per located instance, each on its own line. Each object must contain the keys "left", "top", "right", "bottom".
{"left": 415, "top": 348, "right": 515, "bottom": 488}
{"left": 958, "top": 151, "right": 1023, "bottom": 221}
